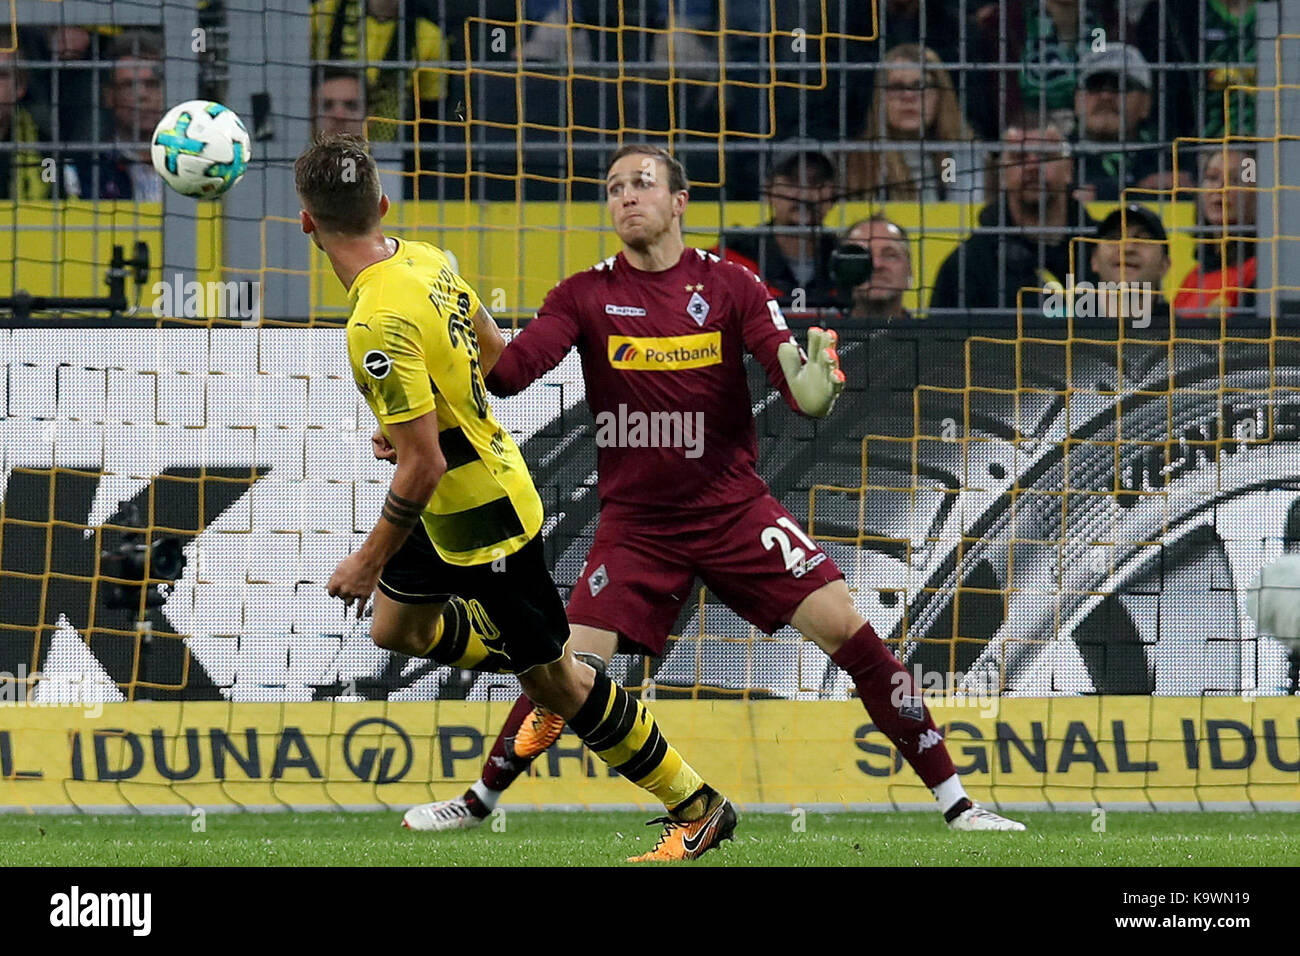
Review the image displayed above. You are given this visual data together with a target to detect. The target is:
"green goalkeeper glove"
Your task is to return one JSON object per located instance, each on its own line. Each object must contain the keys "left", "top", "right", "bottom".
{"left": 777, "top": 327, "right": 846, "bottom": 418}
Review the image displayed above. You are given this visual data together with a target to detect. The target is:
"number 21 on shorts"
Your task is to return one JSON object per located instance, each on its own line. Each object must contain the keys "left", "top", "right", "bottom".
{"left": 761, "top": 516, "right": 827, "bottom": 579}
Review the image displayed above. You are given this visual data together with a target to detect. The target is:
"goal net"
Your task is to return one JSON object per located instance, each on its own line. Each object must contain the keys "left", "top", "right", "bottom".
{"left": 0, "top": 0, "right": 1296, "bottom": 812}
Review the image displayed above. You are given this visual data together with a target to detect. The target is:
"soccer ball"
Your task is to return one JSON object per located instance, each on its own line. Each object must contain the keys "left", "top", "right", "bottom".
{"left": 151, "top": 100, "right": 251, "bottom": 198}
{"left": 1247, "top": 555, "right": 1300, "bottom": 651}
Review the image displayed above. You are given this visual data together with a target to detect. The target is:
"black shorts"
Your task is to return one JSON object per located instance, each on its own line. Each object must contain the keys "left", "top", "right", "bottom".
{"left": 377, "top": 523, "right": 570, "bottom": 674}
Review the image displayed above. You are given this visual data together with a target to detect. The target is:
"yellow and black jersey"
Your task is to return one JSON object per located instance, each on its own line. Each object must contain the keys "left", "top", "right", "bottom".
{"left": 310, "top": 0, "right": 446, "bottom": 140}
{"left": 346, "top": 238, "right": 543, "bottom": 567}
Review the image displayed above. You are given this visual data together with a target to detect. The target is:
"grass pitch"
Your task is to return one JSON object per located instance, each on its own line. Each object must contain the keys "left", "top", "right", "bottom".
{"left": 1, "top": 810, "right": 1296, "bottom": 866}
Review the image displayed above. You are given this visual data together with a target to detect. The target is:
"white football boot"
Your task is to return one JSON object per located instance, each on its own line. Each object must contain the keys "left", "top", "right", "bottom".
{"left": 402, "top": 796, "right": 484, "bottom": 831}
{"left": 948, "top": 804, "right": 1027, "bottom": 831}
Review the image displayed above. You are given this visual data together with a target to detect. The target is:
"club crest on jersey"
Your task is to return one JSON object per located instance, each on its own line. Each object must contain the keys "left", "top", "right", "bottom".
{"left": 687, "top": 291, "right": 710, "bottom": 325}
{"left": 588, "top": 563, "right": 609, "bottom": 596}
{"left": 363, "top": 350, "right": 393, "bottom": 379}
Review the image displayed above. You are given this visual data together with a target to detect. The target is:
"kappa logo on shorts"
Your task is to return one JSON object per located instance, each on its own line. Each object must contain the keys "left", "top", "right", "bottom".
{"left": 917, "top": 728, "right": 944, "bottom": 752}
{"left": 363, "top": 349, "right": 393, "bottom": 379}
{"left": 588, "top": 563, "right": 609, "bottom": 596}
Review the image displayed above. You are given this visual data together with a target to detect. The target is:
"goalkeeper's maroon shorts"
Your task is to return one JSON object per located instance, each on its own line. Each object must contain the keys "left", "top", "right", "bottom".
{"left": 565, "top": 494, "right": 844, "bottom": 655}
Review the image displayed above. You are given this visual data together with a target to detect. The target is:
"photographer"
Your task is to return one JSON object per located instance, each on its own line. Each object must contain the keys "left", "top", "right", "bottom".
{"left": 837, "top": 215, "right": 913, "bottom": 321}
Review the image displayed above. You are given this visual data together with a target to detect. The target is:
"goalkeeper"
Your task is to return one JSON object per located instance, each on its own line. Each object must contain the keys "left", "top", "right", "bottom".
{"left": 401, "top": 145, "right": 1024, "bottom": 847}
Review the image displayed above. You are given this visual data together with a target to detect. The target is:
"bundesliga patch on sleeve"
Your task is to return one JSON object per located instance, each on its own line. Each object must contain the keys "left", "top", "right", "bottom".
{"left": 607, "top": 332, "right": 722, "bottom": 371}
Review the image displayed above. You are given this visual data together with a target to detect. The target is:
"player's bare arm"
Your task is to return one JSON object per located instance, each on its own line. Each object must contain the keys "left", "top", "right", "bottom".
{"left": 328, "top": 410, "right": 445, "bottom": 609}
{"left": 471, "top": 303, "right": 506, "bottom": 374}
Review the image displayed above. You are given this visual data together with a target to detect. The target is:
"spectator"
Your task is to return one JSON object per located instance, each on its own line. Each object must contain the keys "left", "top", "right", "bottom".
{"left": 844, "top": 215, "right": 913, "bottom": 321}
{"left": 314, "top": 68, "right": 366, "bottom": 137}
{"left": 75, "top": 30, "right": 165, "bottom": 200}
{"left": 311, "top": 0, "right": 447, "bottom": 142}
{"left": 1134, "top": 0, "right": 1257, "bottom": 140}
{"left": 929, "top": 126, "right": 1097, "bottom": 316}
{"left": 523, "top": 0, "right": 713, "bottom": 77}
{"left": 1174, "top": 146, "right": 1257, "bottom": 318}
{"left": 1072, "top": 45, "right": 1195, "bottom": 202}
{"left": 966, "top": 0, "right": 1121, "bottom": 140}
{"left": 714, "top": 149, "right": 839, "bottom": 310}
{"left": 1089, "top": 204, "right": 1172, "bottom": 317}
{"left": 844, "top": 43, "right": 980, "bottom": 203}
{"left": 47, "top": 25, "right": 113, "bottom": 145}
{"left": 876, "top": 0, "right": 962, "bottom": 67}
{"left": 0, "top": 46, "right": 54, "bottom": 200}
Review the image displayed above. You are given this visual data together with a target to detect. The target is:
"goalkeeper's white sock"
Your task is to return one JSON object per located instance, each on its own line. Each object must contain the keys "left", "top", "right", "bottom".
{"left": 932, "top": 774, "right": 970, "bottom": 815}
{"left": 469, "top": 779, "right": 501, "bottom": 812}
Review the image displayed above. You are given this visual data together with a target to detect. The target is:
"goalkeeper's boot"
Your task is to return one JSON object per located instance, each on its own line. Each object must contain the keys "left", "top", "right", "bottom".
{"left": 627, "top": 787, "right": 737, "bottom": 862}
{"left": 504, "top": 652, "right": 608, "bottom": 760}
{"left": 947, "top": 803, "right": 1026, "bottom": 831}
{"left": 505, "top": 706, "right": 566, "bottom": 761}
{"left": 402, "top": 792, "right": 488, "bottom": 831}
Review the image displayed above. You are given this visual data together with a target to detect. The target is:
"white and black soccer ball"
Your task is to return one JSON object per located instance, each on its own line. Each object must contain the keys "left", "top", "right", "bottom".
{"left": 151, "top": 100, "right": 251, "bottom": 199}
{"left": 1247, "top": 555, "right": 1300, "bottom": 652}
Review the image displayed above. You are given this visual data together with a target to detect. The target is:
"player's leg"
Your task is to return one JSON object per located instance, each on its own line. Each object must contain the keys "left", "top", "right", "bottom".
{"left": 405, "top": 625, "right": 617, "bottom": 831}
{"left": 406, "top": 514, "right": 684, "bottom": 830}
{"left": 517, "top": 648, "right": 736, "bottom": 862}
{"left": 789, "top": 579, "right": 1023, "bottom": 831}
{"left": 698, "top": 494, "right": 1023, "bottom": 831}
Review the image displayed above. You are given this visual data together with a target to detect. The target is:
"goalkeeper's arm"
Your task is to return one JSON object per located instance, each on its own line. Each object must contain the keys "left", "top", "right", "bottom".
{"left": 777, "top": 327, "right": 846, "bottom": 418}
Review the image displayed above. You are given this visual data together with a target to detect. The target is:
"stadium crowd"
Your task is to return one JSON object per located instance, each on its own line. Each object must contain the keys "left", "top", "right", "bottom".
{"left": 0, "top": 0, "right": 1262, "bottom": 318}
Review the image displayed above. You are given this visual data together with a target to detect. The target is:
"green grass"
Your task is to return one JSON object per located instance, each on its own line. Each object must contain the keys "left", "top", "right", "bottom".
{"left": 1, "top": 811, "right": 1296, "bottom": 866}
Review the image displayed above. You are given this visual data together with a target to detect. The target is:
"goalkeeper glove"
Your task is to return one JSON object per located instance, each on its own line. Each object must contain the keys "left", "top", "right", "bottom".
{"left": 777, "top": 327, "right": 846, "bottom": 418}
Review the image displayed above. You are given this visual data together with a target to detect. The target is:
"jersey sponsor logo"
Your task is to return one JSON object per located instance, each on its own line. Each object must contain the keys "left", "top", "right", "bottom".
{"left": 607, "top": 332, "right": 722, "bottom": 371}
{"left": 605, "top": 304, "right": 647, "bottom": 317}
{"left": 687, "top": 291, "right": 710, "bottom": 325}
{"left": 767, "top": 299, "right": 789, "bottom": 331}
{"left": 362, "top": 349, "right": 393, "bottom": 379}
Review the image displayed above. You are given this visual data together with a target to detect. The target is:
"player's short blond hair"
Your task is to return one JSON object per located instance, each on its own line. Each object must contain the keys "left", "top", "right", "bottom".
{"left": 294, "top": 133, "right": 382, "bottom": 235}
{"left": 608, "top": 144, "right": 689, "bottom": 194}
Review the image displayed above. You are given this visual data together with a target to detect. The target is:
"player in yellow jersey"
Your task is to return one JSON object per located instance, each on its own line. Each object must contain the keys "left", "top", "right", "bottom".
{"left": 295, "top": 133, "right": 734, "bottom": 861}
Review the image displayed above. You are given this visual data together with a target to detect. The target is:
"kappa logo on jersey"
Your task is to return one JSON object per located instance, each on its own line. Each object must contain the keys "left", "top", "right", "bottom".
{"left": 605, "top": 304, "right": 647, "bottom": 317}
{"left": 588, "top": 563, "right": 609, "bottom": 596}
{"left": 687, "top": 291, "right": 710, "bottom": 325}
{"left": 362, "top": 349, "right": 393, "bottom": 379}
{"left": 607, "top": 332, "right": 722, "bottom": 371}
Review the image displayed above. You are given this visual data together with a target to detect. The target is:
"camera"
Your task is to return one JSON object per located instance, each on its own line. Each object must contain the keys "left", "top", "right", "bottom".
{"left": 100, "top": 511, "right": 188, "bottom": 611}
{"left": 829, "top": 241, "right": 873, "bottom": 291}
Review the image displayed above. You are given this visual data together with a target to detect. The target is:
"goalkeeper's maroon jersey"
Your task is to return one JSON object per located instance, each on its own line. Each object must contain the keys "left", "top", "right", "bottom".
{"left": 487, "top": 247, "right": 802, "bottom": 511}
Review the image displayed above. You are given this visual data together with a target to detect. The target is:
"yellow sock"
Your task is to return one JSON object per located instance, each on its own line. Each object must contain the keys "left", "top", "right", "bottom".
{"left": 418, "top": 596, "right": 512, "bottom": 673}
{"left": 566, "top": 671, "right": 704, "bottom": 809}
